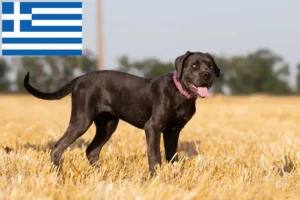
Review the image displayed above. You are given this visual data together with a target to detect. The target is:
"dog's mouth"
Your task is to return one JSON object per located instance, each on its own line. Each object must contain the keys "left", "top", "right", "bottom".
{"left": 189, "top": 83, "right": 211, "bottom": 98}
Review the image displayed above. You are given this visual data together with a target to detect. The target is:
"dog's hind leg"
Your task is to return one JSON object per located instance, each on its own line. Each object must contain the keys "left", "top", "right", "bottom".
{"left": 50, "top": 120, "right": 92, "bottom": 166}
{"left": 50, "top": 92, "right": 94, "bottom": 166}
{"left": 86, "top": 113, "right": 119, "bottom": 166}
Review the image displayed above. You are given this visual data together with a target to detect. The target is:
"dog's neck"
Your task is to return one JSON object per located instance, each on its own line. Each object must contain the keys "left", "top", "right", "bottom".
{"left": 172, "top": 71, "right": 197, "bottom": 99}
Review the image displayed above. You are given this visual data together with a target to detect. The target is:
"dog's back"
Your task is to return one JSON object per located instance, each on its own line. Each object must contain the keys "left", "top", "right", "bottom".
{"left": 77, "top": 70, "right": 160, "bottom": 128}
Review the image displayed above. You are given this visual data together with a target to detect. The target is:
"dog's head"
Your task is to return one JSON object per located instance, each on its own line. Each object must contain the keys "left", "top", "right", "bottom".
{"left": 174, "top": 51, "right": 220, "bottom": 98}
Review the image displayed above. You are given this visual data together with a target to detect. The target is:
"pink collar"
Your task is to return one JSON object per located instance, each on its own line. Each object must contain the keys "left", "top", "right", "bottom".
{"left": 173, "top": 71, "right": 197, "bottom": 99}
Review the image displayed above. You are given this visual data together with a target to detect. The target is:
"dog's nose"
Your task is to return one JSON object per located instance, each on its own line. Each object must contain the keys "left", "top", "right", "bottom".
{"left": 202, "top": 72, "right": 211, "bottom": 81}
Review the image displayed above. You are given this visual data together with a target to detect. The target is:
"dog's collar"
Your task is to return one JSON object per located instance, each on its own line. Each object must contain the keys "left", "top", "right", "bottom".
{"left": 172, "top": 71, "right": 197, "bottom": 99}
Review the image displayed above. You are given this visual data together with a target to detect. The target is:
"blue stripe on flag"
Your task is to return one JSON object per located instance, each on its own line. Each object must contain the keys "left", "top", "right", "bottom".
{"left": 20, "top": 2, "right": 82, "bottom": 14}
{"left": 20, "top": 20, "right": 82, "bottom": 32}
{"left": 2, "top": 20, "right": 14, "bottom": 32}
{"left": 32, "top": 14, "right": 82, "bottom": 20}
{"left": 2, "top": 2, "right": 14, "bottom": 14}
{"left": 2, "top": 38, "right": 82, "bottom": 44}
{"left": 2, "top": 50, "right": 82, "bottom": 56}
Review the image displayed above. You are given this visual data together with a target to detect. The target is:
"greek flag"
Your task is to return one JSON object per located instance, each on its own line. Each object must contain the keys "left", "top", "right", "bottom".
{"left": 1, "top": 1, "right": 82, "bottom": 56}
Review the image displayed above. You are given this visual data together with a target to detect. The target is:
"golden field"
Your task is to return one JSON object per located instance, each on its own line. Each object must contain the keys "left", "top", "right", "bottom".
{"left": 0, "top": 94, "right": 300, "bottom": 200}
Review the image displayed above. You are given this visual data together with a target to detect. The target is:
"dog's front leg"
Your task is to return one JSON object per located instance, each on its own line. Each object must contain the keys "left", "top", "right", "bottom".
{"left": 144, "top": 120, "right": 162, "bottom": 176}
{"left": 163, "top": 127, "right": 182, "bottom": 164}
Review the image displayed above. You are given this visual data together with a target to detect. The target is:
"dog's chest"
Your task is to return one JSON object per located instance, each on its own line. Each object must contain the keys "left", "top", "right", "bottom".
{"left": 173, "top": 103, "right": 195, "bottom": 124}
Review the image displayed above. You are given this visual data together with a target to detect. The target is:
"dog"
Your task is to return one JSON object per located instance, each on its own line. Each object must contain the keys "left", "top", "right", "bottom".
{"left": 23, "top": 51, "right": 220, "bottom": 175}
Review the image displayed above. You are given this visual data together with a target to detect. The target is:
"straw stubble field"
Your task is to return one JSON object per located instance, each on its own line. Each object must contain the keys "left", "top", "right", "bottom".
{"left": 0, "top": 94, "right": 300, "bottom": 200}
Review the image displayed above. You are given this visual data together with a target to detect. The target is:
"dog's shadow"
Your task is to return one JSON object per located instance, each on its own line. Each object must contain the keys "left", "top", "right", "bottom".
{"left": 3, "top": 138, "right": 90, "bottom": 153}
{"left": 177, "top": 140, "right": 201, "bottom": 158}
{"left": 3, "top": 139, "right": 201, "bottom": 158}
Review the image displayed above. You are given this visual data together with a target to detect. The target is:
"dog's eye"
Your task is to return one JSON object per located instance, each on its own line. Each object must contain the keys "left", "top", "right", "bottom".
{"left": 210, "top": 65, "right": 214, "bottom": 70}
{"left": 192, "top": 64, "right": 197, "bottom": 68}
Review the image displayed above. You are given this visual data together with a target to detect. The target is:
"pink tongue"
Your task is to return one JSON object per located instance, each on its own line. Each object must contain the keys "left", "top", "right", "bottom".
{"left": 197, "top": 87, "right": 211, "bottom": 97}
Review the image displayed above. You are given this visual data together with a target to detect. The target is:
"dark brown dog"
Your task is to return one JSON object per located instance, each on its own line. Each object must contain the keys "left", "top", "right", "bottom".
{"left": 23, "top": 51, "right": 220, "bottom": 175}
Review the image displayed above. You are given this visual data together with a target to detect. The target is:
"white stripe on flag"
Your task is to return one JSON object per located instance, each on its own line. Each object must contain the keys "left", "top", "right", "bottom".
{"left": 2, "top": 44, "right": 82, "bottom": 50}
{"left": 31, "top": 8, "right": 83, "bottom": 14}
{"left": 1, "top": 14, "right": 32, "bottom": 20}
{"left": 2, "top": 32, "right": 82, "bottom": 38}
{"left": 14, "top": 2, "right": 21, "bottom": 33}
{"left": 31, "top": 20, "right": 82, "bottom": 26}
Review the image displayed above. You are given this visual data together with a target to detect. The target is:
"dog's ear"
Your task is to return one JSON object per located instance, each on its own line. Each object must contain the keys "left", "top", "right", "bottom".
{"left": 174, "top": 51, "right": 193, "bottom": 80}
{"left": 206, "top": 53, "right": 220, "bottom": 78}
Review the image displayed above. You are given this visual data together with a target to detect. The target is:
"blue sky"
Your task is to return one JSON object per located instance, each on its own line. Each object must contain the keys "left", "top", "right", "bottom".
{"left": 87, "top": 0, "right": 299, "bottom": 87}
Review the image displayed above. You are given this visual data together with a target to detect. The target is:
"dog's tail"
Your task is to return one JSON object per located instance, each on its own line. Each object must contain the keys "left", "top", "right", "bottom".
{"left": 24, "top": 72, "right": 79, "bottom": 100}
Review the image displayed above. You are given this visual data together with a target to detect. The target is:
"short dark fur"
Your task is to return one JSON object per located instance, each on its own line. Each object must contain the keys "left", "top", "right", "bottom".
{"left": 23, "top": 51, "right": 220, "bottom": 175}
